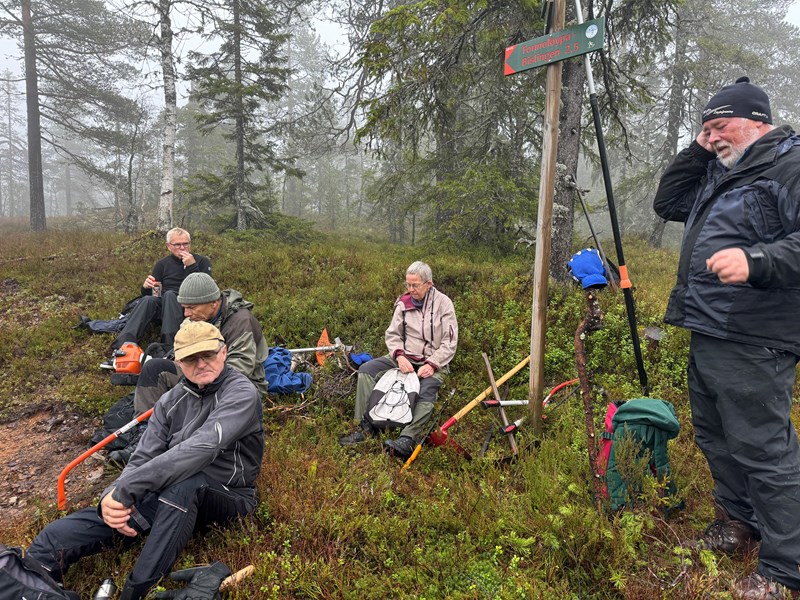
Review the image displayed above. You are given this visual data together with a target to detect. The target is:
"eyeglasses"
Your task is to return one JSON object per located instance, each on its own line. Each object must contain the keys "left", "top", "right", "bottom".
{"left": 169, "top": 241, "right": 191, "bottom": 248}
{"left": 180, "top": 349, "right": 221, "bottom": 365}
{"left": 404, "top": 281, "right": 429, "bottom": 291}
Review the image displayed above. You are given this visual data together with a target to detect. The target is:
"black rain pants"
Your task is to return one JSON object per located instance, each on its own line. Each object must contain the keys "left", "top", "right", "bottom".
{"left": 27, "top": 473, "right": 256, "bottom": 600}
{"left": 112, "top": 291, "right": 182, "bottom": 350}
{"left": 689, "top": 332, "right": 800, "bottom": 589}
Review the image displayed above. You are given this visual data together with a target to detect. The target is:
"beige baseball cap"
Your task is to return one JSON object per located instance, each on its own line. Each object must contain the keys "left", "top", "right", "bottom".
{"left": 174, "top": 321, "right": 225, "bottom": 361}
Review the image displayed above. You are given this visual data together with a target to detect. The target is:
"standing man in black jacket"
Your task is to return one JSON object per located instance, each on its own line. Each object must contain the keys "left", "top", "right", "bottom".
{"left": 28, "top": 321, "right": 263, "bottom": 600}
{"left": 102, "top": 228, "right": 212, "bottom": 367}
{"left": 654, "top": 77, "right": 800, "bottom": 599}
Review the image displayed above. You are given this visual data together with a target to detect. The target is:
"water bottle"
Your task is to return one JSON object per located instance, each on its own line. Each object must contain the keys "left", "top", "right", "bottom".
{"left": 92, "top": 578, "right": 117, "bottom": 600}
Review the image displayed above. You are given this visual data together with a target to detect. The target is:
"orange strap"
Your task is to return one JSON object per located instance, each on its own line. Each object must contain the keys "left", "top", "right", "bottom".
{"left": 618, "top": 265, "right": 632, "bottom": 289}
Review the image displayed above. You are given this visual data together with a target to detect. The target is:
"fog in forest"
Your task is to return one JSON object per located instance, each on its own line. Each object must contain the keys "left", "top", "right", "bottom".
{"left": 3, "top": 0, "right": 800, "bottom": 260}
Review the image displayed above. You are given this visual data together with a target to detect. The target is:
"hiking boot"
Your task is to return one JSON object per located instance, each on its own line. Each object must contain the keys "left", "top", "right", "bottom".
{"left": 383, "top": 436, "right": 416, "bottom": 461}
{"left": 339, "top": 429, "right": 368, "bottom": 446}
{"left": 732, "top": 572, "right": 800, "bottom": 599}
{"left": 339, "top": 419, "right": 379, "bottom": 447}
{"left": 108, "top": 448, "right": 132, "bottom": 468}
{"left": 696, "top": 502, "right": 760, "bottom": 554}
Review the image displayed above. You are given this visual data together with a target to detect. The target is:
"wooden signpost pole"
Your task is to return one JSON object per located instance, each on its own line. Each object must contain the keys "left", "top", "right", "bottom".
{"left": 528, "top": 0, "right": 565, "bottom": 436}
{"left": 504, "top": 4, "right": 606, "bottom": 441}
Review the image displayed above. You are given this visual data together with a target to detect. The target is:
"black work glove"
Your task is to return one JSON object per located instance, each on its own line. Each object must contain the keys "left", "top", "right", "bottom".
{"left": 155, "top": 561, "right": 231, "bottom": 600}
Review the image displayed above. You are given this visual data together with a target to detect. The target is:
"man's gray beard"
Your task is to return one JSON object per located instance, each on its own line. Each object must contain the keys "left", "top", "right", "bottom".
{"left": 718, "top": 145, "right": 746, "bottom": 168}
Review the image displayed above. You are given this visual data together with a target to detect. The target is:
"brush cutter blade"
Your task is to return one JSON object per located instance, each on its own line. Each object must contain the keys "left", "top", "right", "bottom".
{"left": 446, "top": 437, "right": 472, "bottom": 460}
{"left": 427, "top": 427, "right": 448, "bottom": 447}
{"left": 316, "top": 329, "right": 331, "bottom": 366}
{"left": 426, "top": 427, "right": 471, "bottom": 459}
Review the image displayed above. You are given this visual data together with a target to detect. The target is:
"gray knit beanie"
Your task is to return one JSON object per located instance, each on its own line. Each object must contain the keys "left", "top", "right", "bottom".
{"left": 177, "top": 273, "right": 221, "bottom": 304}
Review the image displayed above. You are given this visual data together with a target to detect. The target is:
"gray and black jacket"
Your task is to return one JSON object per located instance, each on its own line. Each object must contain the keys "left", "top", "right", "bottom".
{"left": 209, "top": 290, "right": 269, "bottom": 396}
{"left": 102, "top": 366, "right": 264, "bottom": 508}
{"left": 653, "top": 125, "right": 800, "bottom": 354}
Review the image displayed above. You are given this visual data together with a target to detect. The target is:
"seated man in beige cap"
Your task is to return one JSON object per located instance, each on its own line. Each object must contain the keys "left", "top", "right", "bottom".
{"left": 108, "top": 272, "right": 268, "bottom": 465}
{"left": 27, "top": 321, "right": 264, "bottom": 600}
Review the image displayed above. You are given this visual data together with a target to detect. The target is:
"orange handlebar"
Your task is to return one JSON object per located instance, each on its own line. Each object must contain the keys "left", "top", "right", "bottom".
{"left": 57, "top": 408, "right": 153, "bottom": 510}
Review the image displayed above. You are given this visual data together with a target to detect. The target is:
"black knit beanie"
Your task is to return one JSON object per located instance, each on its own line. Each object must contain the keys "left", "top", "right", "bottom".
{"left": 702, "top": 76, "right": 772, "bottom": 124}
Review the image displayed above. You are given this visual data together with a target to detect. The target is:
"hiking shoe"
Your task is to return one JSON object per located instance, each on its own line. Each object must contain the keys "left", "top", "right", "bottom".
{"left": 339, "top": 429, "right": 368, "bottom": 446}
{"left": 696, "top": 503, "right": 760, "bottom": 554}
{"left": 732, "top": 572, "right": 800, "bottom": 599}
{"left": 108, "top": 448, "right": 132, "bottom": 467}
{"left": 383, "top": 436, "right": 416, "bottom": 461}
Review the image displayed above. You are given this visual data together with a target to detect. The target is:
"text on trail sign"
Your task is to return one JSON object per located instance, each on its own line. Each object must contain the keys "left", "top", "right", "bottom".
{"left": 504, "top": 18, "right": 605, "bottom": 75}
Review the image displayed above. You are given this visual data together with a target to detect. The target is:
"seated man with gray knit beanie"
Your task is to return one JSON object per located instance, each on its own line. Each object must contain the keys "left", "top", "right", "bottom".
{"left": 107, "top": 273, "right": 269, "bottom": 466}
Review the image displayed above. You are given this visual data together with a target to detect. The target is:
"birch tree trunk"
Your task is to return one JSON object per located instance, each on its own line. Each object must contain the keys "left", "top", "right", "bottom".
{"left": 156, "top": 0, "right": 175, "bottom": 232}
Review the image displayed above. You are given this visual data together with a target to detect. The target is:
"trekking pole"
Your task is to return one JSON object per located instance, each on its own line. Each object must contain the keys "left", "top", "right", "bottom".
{"left": 570, "top": 175, "right": 618, "bottom": 292}
{"left": 574, "top": 0, "right": 648, "bottom": 395}
{"left": 57, "top": 408, "right": 153, "bottom": 510}
{"left": 401, "top": 391, "right": 455, "bottom": 472}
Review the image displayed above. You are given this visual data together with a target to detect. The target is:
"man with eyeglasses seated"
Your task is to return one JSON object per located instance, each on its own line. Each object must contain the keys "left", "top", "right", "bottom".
{"left": 107, "top": 272, "right": 269, "bottom": 466}
{"left": 101, "top": 228, "right": 212, "bottom": 368}
{"left": 27, "top": 321, "right": 264, "bottom": 600}
{"left": 339, "top": 261, "right": 458, "bottom": 460}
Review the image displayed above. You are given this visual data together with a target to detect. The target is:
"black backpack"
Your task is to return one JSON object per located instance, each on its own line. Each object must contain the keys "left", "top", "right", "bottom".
{"left": 0, "top": 544, "right": 79, "bottom": 600}
{"left": 90, "top": 391, "right": 136, "bottom": 450}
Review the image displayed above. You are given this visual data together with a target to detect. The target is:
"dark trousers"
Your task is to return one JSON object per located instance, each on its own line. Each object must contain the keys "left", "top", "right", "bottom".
{"left": 689, "top": 332, "right": 800, "bottom": 588}
{"left": 133, "top": 358, "right": 181, "bottom": 414}
{"left": 27, "top": 473, "right": 257, "bottom": 600}
{"left": 112, "top": 291, "right": 182, "bottom": 350}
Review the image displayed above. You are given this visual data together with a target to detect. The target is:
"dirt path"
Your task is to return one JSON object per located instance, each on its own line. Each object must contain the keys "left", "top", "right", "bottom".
{"left": 0, "top": 407, "right": 116, "bottom": 526}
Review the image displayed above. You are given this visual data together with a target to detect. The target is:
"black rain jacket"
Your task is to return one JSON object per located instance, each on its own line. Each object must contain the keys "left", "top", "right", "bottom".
{"left": 653, "top": 125, "right": 800, "bottom": 354}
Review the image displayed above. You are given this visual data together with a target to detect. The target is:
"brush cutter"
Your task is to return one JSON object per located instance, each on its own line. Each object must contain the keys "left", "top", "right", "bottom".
{"left": 428, "top": 355, "right": 531, "bottom": 451}
{"left": 288, "top": 329, "right": 352, "bottom": 366}
{"left": 574, "top": 0, "right": 648, "bottom": 394}
{"left": 58, "top": 408, "right": 153, "bottom": 510}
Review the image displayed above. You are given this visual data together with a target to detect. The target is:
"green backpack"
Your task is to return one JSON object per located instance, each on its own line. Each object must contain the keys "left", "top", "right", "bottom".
{"left": 602, "top": 398, "right": 681, "bottom": 512}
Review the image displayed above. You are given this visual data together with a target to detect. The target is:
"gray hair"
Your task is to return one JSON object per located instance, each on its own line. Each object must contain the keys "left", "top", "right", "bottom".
{"left": 406, "top": 261, "right": 432, "bottom": 283}
{"left": 166, "top": 227, "right": 191, "bottom": 244}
